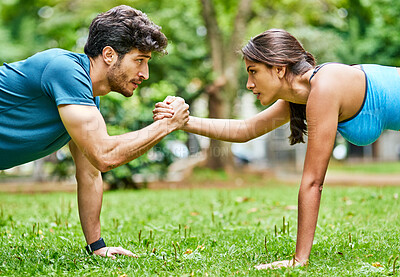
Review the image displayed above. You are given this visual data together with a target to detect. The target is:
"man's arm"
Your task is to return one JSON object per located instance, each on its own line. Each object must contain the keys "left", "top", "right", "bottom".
{"left": 59, "top": 98, "right": 189, "bottom": 172}
{"left": 69, "top": 140, "right": 135, "bottom": 258}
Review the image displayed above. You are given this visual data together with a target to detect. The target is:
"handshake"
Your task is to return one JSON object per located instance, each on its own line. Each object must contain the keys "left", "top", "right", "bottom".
{"left": 152, "top": 96, "right": 190, "bottom": 130}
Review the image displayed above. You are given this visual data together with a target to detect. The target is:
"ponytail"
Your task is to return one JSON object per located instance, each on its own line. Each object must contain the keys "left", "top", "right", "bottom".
{"left": 288, "top": 103, "right": 307, "bottom": 145}
{"left": 288, "top": 51, "right": 315, "bottom": 144}
{"left": 304, "top": 51, "right": 315, "bottom": 67}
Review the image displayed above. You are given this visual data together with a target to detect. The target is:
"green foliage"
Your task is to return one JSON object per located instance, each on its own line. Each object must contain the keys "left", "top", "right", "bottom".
{"left": 3, "top": 0, "right": 400, "bottom": 183}
{"left": 100, "top": 84, "right": 187, "bottom": 189}
{"left": 0, "top": 184, "right": 399, "bottom": 275}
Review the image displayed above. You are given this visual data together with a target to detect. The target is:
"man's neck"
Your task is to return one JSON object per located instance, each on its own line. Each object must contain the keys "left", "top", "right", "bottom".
{"left": 89, "top": 56, "right": 111, "bottom": 97}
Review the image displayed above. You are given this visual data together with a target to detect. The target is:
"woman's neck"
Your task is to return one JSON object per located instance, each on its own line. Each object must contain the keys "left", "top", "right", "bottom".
{"left": 283, "top": 69, "right": 314, "bottom": 104}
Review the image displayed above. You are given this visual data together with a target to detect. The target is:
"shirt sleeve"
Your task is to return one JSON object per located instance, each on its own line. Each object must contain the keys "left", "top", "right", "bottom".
{"left": 41, "top": 55, "right": 96, "bottom": 107}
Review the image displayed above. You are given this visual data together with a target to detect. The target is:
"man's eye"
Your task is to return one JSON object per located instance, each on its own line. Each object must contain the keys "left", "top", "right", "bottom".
{"left": 250, "top": 70, "right": 256, "bottom": 74}
{"left": 137, "top": 59, "right": 143, "bottom": 64}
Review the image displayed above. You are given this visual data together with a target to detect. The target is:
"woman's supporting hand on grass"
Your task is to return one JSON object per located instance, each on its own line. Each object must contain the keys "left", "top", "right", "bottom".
{"left": 255, "top": 258, "right": 304, "bottom": 269}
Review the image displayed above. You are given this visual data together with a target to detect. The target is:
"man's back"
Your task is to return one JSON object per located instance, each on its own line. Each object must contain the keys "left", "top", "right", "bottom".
{"left": 0, "top": 49, "right": 99, "bottom": 169}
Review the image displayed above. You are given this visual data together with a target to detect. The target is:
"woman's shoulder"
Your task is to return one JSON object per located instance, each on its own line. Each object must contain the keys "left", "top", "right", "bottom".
{"left": 310, "top": 63, "right": 362, "bottom": 90}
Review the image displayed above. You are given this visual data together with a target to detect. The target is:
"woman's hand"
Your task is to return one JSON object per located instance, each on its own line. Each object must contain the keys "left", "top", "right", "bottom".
{"left": 255, "top": 258, "right": 304, "bottom": 270}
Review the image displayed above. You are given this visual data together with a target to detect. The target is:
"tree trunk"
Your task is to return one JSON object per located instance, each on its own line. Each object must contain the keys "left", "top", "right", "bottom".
{"left": 206, "top": 82, "right": 234, "bottom": 169}
{"left": 200, "top": 0, "right": 254, "bottom": 169}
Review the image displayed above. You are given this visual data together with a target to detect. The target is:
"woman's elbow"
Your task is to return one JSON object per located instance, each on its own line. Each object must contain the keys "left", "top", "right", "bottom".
{"left": 231, "top": 132, "right": 254, "bottom": 143}
{"left": 301, "top": 176, "right": 325, "bottom": 191}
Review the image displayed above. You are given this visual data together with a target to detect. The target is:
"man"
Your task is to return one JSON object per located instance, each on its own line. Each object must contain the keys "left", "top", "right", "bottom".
{"left": 0, "top": 5, "right": 189, "bottom": 258}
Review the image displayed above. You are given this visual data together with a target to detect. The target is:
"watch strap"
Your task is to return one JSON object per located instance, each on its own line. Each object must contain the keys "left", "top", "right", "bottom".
{"left": 85, "top": 237, "right": 106, "bottom": 254}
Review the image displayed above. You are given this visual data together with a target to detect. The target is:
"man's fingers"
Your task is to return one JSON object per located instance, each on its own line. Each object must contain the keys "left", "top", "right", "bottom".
{"left": 117, "top": 248, "right": 137, "bottom": 257}
{"left": 153, "top": 107, "right": 174, "bottom": 115}
{"left": 153, "top": 113, "right": 173, "bottom": 121}
{"left": 110, "top": 247, "right": 138, "bottom": 258}
{"left": 94, "top": 246, "right": 137, "bottom": 259}
{"left": 155, "top": 102, "right": 173, "bottom": 109}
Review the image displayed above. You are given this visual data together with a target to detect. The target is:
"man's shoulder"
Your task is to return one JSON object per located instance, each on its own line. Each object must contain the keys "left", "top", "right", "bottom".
{"left": 40, "top": 49, "right": 90, "bottom": 77}
{"left": 35, "top": 48, "right": 83, "bottom": 58}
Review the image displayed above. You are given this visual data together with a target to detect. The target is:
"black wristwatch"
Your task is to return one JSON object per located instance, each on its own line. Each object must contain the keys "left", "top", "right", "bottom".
{"left": 85, "top": 237, "right": 106, "bottom": 254}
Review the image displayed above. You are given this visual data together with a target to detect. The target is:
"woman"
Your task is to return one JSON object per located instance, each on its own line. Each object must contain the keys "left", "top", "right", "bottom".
{"left": 153, "top": 29, "right": 400, "bottom": 268}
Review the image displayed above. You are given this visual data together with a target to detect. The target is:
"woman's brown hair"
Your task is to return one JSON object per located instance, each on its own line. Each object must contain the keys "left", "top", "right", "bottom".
{"left": 241, "top": 29, "right": 316, "bottom": 145}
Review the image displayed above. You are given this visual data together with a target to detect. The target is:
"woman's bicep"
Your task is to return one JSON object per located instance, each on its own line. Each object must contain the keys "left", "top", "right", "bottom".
{"left": 302, "top": 90, "right": 339, "bottom": 184}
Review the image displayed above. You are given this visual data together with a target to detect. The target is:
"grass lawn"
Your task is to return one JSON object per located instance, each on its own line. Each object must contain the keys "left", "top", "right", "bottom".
{"left": 0, "top": 181, "right": 399, "bottom": 276}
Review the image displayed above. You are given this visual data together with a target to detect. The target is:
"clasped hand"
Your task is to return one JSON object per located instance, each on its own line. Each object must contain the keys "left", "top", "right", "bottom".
{"left": 153, "top": 96, "right": 189, "bottom": 129}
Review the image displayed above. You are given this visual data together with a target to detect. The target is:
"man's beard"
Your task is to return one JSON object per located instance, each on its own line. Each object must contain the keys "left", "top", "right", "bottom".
{"left": 107, "top": 60, "right": 133, "bottom": 97}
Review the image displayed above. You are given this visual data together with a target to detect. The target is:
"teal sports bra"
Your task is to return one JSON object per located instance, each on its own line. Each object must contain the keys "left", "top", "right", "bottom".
{"left": 309, "top": 63, "right": 400, "bottom": 146}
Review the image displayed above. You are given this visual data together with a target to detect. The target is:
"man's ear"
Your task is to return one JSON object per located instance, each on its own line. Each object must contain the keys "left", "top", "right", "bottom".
{"left": 276, "top": 66, "right": 286, "bottom": 79}
{"left": 102, "top": 46, "right": 117, "bottom": 65}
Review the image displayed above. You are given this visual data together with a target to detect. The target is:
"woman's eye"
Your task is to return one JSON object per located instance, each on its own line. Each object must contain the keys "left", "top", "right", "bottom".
{"left": 137, "top": 59, "right": 143, "bottom": 64}
{"left": 250, "top": 70, "right": 256, "bottom": 74}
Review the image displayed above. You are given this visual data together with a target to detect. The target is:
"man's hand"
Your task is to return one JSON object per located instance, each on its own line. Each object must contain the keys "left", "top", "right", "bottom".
{"left": 154, "top": 96, "right": 189, "bottom": 129}
{"left": 93, "top": 246, "right": 137, "bottom": 259}
{"left": 255, "top": 259, "right": 303, "bottom": 270}
{"left": 153, "top": 101, "right": 174, "bottom": 121}
{"left": 153, "top": 96, "right": 187, "bottom": 122}
{"left": 167, "top": 97, "right": 189, "bottom": 130}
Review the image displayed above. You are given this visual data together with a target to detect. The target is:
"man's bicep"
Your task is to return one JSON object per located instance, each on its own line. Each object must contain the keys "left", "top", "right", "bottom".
{"left": 58, "top": 104, "right": 108, "bottom": 153}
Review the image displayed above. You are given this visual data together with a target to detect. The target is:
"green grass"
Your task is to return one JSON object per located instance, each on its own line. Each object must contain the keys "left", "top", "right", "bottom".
{"left": 328, "top": 161, "right": 400, "bottom": 175}
{"left": 0, "top": 183, "right": 399, "bottom": 276}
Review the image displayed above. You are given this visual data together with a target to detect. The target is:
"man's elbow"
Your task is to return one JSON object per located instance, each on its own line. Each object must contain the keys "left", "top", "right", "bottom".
{"left": 96, "top": 159, "right": 119, "bottom": 173}
{"left": 88, "top": 154, "right": 119, "bottom": 173}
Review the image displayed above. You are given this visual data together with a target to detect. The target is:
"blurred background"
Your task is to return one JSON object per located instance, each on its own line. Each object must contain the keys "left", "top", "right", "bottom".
{"left": 1, "top": 0, "right": 400, "bottom": 189}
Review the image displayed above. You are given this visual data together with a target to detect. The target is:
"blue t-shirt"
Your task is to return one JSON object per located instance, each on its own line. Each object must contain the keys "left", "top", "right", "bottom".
{"left": 0, "top": 49, "right": 100, "bottom": 170}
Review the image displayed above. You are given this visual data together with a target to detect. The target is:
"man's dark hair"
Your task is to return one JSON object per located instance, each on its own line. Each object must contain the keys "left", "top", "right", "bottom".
{"left": 84, "top": 5, "right": 168, "bottom": 58}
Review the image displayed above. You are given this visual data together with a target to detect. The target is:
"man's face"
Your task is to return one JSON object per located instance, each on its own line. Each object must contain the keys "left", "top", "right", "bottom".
{"left": 107, "top": 49, "right": 151, "bottom": 97}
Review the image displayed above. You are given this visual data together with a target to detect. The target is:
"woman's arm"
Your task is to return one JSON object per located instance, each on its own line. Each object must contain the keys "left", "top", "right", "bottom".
{"left": 154, "top": 99, "right": 290, "bottom": 142}
{"left": 256, "top": 78, "right": 340, "bottom": 269}
{"left": 295, "top": 84, "right": 339, "bottom": 263}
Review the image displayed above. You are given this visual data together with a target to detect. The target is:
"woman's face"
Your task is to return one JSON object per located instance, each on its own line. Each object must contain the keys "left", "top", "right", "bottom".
{"left": 244, "top": 58, "right": 284, "bottom": 106}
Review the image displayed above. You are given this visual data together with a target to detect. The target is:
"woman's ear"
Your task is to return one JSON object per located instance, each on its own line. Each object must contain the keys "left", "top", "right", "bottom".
{"left": 276, "top": 66, "right": 286, "bottom": 79}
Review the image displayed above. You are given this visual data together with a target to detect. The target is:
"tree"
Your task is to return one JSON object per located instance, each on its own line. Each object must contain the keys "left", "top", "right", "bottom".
{"left": 199, "top": 0, "right": 254, "bottom": 169}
